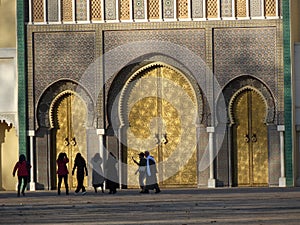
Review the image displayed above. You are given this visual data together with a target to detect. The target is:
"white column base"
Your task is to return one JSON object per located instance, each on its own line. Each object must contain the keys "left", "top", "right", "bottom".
{"left": 29, "top": 182, "right": 36, "bottom": 191}
{"left": 279, "top": 177, "right": 286, "bottom": 187}
{"left": 208, "top": 178, "right": 216, "bottom": 188}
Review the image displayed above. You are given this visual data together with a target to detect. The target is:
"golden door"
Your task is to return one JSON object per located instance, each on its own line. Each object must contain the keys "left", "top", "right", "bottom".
{"left": 126, "top": 65, "right": 197, "bottom": 187}
{"left": 232, "top": 90, "right": 268, "bottom": 186}
{"left": 53, "top": 93, "right": 87, "bottom": 189}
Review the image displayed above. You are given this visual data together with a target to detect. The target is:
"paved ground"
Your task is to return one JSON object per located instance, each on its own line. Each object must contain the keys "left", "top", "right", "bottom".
{"left": 1, "top": 187, "right": 300, "bottom": 225}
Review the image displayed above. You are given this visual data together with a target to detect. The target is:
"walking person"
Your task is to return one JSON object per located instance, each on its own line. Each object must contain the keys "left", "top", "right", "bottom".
{"left": 72, "top": 153, "right": 88, "bottom": 195}
{"left": 91, "top": 153, "right": 105, "bottom": 193}
{"left": 105, "top": 152, "right": 118, "bottom": 194}
{"left": 132, "top": 152, "right": 146, "bottom": 193}
{"left": 143, "top": 151, "right": 161, "bottom": 194}
{"left": 56, "top": 152, "right": 69, "bottom": 195}
{"left": 12, "top": 154, "right": 31, "bottom": 197}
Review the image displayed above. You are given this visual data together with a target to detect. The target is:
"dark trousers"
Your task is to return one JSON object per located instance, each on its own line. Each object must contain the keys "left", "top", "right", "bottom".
{"left": 58, "top": 175, "right": 69, "bottom": 195}
{"left": 75, "top": 176, "right": 86, "bottom": 193}
{"left": 17, "top": 176, "right": 28, "bottom": 195}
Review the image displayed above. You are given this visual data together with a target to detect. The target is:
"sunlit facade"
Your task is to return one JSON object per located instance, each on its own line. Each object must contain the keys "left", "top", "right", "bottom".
{"left": 2, "top": 0, "right": 300, "bottom": 191}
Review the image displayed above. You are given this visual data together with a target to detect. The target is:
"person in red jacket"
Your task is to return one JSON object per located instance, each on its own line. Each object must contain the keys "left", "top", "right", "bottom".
{"left": 13, "top": 154, "right": 31, "bottom": 197}
{"left": 57, "top": 152, "right": 69, "bottom": 195}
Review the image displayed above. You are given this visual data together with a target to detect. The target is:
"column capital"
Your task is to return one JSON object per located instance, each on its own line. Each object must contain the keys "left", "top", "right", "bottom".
{"left": 96, "top": 129, "right": 105, "bottom": 135}
{"left": 277, "top": 125, "right": 285, "bottom": 132}
{"left": 27, "top": 130, "right": 35, "bottom": 136}
{"left": 206, "top": 127, "right": 215, "bottom": 133}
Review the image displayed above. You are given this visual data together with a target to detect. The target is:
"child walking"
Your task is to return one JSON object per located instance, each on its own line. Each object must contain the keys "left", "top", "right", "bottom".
{"left": 13, "top": 154, "right": 31, "bottom": 197}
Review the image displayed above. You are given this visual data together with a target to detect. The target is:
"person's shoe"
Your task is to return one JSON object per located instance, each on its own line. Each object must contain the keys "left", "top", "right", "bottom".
{"left": 74, "top": 192, "right": 79, "bottom": 195}
{"left": 155, "top": 189, "right": 161, "bottom": 194}
{"left": 142, "top": 190, "right": 149, "bottom": 194}
{"left": 82, "top": 191, "right": 87, "bottom": 196}
{"left": 22, "top": 192, "right": 25, "bottom": 196}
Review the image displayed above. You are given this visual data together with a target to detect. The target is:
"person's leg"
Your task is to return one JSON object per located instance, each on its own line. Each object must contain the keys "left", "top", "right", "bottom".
{"left": 21, "top": 176, "right": 28, "bottom": 195}
{"left": 154, "top": 183, "right": 161, "bottom": 193}
{"left": 17, "top": 176, "right": 22, "bottom": 196}
{"left": 63, "top": 175, "right": 69, "bottom": 195}
{"left": 57, "top": 175, "right": 62, "bottom": 195}
{"left": 75, "top": 177, "right": 81, "bottom": 193}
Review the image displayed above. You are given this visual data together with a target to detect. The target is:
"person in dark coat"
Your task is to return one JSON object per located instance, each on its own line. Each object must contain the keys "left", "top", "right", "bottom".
{"left": 143, "top": 151, "right": 161, "bottom": 194}
{"left": 13, "top": 154, "right": 31, "bottom": 197}
{"left": 132, "top": 152, "right": 147, "bottom": 193}
{"left": 105, "top": 152, "right": 118, "bottom": 194}
{"left": 91, "top": 153, "right": 105, "bottom": 193}
{"left": 56, "top": 152, "right": 69, "bottom": 195}
{"left": 72, "top": 153, "right": 88, "bottom": 195}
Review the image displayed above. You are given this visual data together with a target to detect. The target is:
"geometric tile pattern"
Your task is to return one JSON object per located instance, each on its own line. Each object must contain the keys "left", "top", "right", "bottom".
{"left": 235, "top": 0, "right": 247, "bottom": 17}
{"left": 76, "top": 0, "right": 87, "bottom": 21}
{"left": 33, "top": 32, "right": 96, "bottom": 104}
{"left": 120, "top": 0, "right": 130, "bottom": 20}
{"left": 133, "top": 0, "right": 145, "bottom": 19}
{"left": 178, "top": 0, "right": 189, "bottom": 19}
{"left": 33, "top": 0, "right": 44, "bottom": 22}
{"left": 31, "top": 0, "right": 281, "bottom": 22}
{"left": 214, "top": 27, "right": 277, "bottom": 95}
{"left": 191, "top": 0, "right": 203, "bottom": 18}
{"left": 48, "top": 0, "right": 59, "bottom": 22}
{"left": 250, "top": 0, "right": 262, "bottom": 17}
{"left": 103, "top": 29, "right": 206, "bottom": 61}
{"left": 207, "top": 0, "right": 218, "bottom": 18}
{"left": 163, "top": 0, "right": 174, "bottom": 18}
{"left": 91, "top": 0, "right": 102, "bottom": 20}
{"left": 265, "top": 0, "right": 276, "bottom": 17}
{"left": 148, "top": 0, "right": 160, "bottom": 19}
{"left": 62, "top": 0, "right": 73, "bottom": 21}
{"left": 221, "top": 0, "right": 232, "bottom": 17}
{"left": 105, "top": 0, "right": 117, "bottom": 20}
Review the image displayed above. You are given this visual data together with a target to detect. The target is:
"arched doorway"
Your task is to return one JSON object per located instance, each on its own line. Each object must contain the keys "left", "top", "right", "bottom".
{"left": 50, "top": 92, "right": 88, "bottom": 189}
{"left": 122, "top": 63, "right": 198, "bottom": 188}
{"left": 231, "top": 89, "right": 268, "bottom": 186}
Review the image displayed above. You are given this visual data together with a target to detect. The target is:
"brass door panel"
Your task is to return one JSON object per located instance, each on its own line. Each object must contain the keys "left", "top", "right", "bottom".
{"left": 53, "top": 94, "right": 87, "bottom": 189}
{"left": 233, "top": 90, "right": 268, "bottom": 186}
{"left": 127, "top": 66, "right": 197, "bottom": 187}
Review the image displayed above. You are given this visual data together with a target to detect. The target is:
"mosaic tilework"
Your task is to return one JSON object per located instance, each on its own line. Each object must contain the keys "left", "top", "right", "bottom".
{"left": 282, "top": 0, "right": 293, "bottom": 186}
{"left": 103, "top": 29, "right": 205, "bottom": 60}
{"left": 148, "top": 0, "right": 160, "bottom": 19}
{"left": 91, "top": 0, "right": 102, "bottom": 20}
{"left": 214, "top": 27, "right": 277, "bottom": 93}
{"left": 265, "top": 0, "right": 276, "bottom": 16}
{"left": 191, "top": 0, "right": 203, "bottom": 18}
{"left": 33, "top": 0, "right": 44, "bottom": 22}
{"left": 33, "top": 32, "right": 96, "bottom": 103}
{"left": 250, "top": 0, "right": 262, "bottom": 17}
{"left": 105, "top": 0, "right": 117, "bottom": 20}
{"left": 133, "top": 0, "right": 145, "bottom": 19}
{"left": 48, "top": 0, "right": 59, "bottom": 22}
{"left": 17, "top": 0, "right": 27, "bottom": 155}
{"left": 235, "top": 0, "right": 246, "bottom": 17}
{"left": 76, "top": 0, "right": 87, "bottom": 21}
{"left": 207, "top": 0, "right": 218, "bottom": 18}
{"left": 62, "top": 0, "right": 73, "bottom": 21}
{"left": 221, "top": 0, "right": 232, "bottom": 17}
{"left": 163, "top": 0, "right": 174, "bottom": 19}
{"left": 120, "top": 0, "right": 130, "bottom": 20}
{"left": 178, "top": 0, "right": 188, "bottom": 19}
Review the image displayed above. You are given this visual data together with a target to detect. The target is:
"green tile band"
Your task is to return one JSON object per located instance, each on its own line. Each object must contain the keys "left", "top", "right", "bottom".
{"left": 17, "top": 0, "right": 27, "bottom": 156}
{"left": 282, "top": 0, "right": 293, "bottom": 186}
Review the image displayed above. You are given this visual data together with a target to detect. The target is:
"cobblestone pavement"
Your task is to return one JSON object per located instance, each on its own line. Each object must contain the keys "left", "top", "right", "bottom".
{"left": 1, "top": 187, "right": 300, "bottom": 225}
